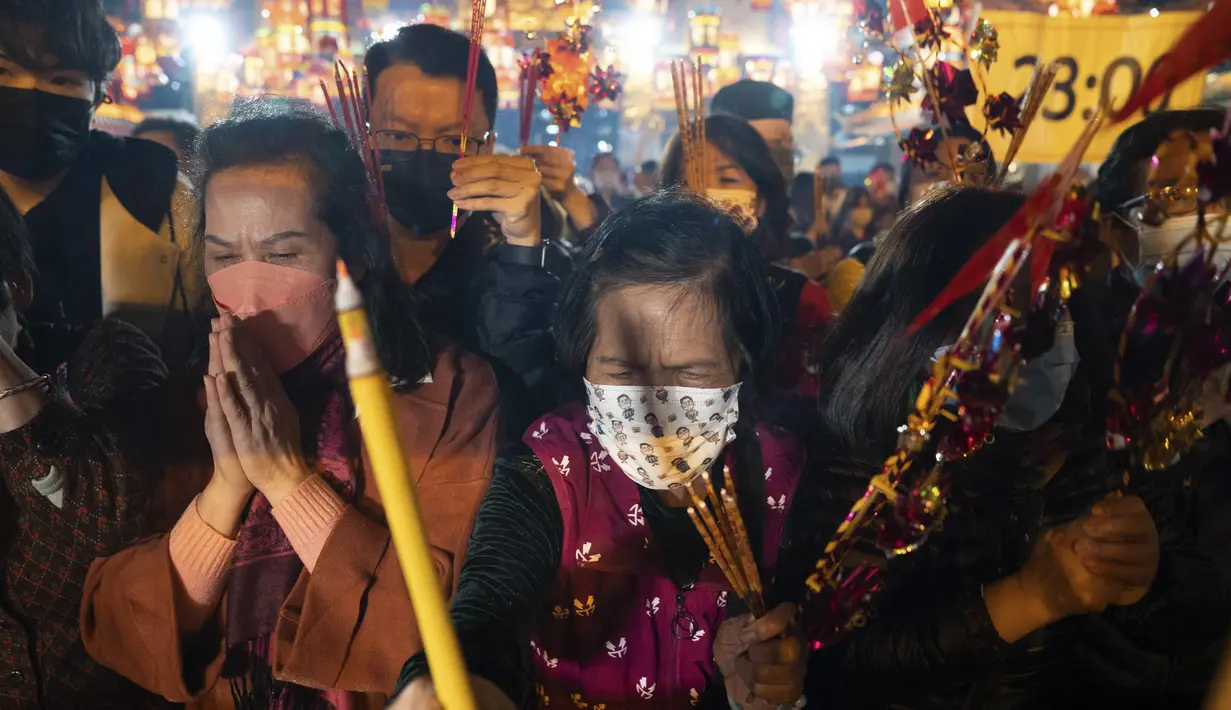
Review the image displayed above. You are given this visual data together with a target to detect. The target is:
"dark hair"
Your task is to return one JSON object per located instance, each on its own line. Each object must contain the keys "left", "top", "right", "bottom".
{"left": 593, "top": 152, "right": 620, "bottom": 169}
{"left": 711, "top": 80, "right": 794, "bottom": 123}
{"left": 820, "top": 156, "right": 842, "bottom": 169}
{"left": 1097, "top": 108, "right": 1225, "bottom": 215}
{"left": 555, "top": 189, "right": 781, "bottom": 390}
{"left": 828, "top": 186, "right": 873, "bottom": 243}
{"left": 638, "top": 159, "right": 659, "bottom": 174}
{"left": 867, "top": 161, "right": 895, "bottom": 177}
{"left": 659, "top": 114, "right": 791, "bottom": 262}
{"left": 364, "top": 23, "right": 499, "bottom": 128}
{"left": 0, "top": 0, "right": 121, "bottom": 92}
{"left": 0, "top": 189, "right": 35, "bottom": 313}
{"left": 817, "top": 186, "right": 1025, "bottom": 460}
{"left": 133, "top": 116, "right": 202, "bottom": 158}
{"left": 192, "top": 102, "right": 430, "bottom": 382}
{"left": 897, "top": 123, "right": 996, "bottom": 211}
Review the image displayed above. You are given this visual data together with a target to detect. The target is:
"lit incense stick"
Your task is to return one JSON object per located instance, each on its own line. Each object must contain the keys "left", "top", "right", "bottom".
{"left": 335, "top": 261, "right": 476, "bottom": 710}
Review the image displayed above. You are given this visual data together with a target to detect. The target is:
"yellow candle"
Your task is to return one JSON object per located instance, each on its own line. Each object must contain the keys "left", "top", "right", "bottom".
{"left": 335, "top": 261, "right": 476, "bottom": 710}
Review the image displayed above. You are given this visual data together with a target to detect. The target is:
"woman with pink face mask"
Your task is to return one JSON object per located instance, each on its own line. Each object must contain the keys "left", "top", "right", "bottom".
{"left": 391, "top": 192, "right": 808, "bottom": 710}
{"left": 80, "top": 105, "right": 499, "bottom": 709}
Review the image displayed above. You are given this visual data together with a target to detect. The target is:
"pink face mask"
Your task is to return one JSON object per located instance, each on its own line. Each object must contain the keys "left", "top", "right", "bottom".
{"left": 208, "top": 260, "right": 338, "bottom": 373}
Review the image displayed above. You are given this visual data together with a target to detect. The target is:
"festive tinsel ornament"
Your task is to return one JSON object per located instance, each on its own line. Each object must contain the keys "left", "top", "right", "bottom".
{"left": 800, "top": 0, "right": 1231, "bottom": 658}
{"left": 900, "top": 126, "right": 940, "bottom": 166}
{"left": 589, "top": 64, "right": 623, "bottom": 102}
{"left": 884, "top": 59, "right": 916, "bottom": 104}
{"left": 518, "top": 48, "right": 554, "bottom": 81}
{"left": 983, "top": 92, "right": 1023, "bottom": 137}
{"left": 969, "top": 18, "right": 1000, "bottom": 70}
{"left": 920, "top": 61, "right": 978, "bottom": 125}
{"left": 912, "top": 8, "right": 951, "bottom": 52}
{"left": 540, "top": 32, "right": 593, "bottom": 130}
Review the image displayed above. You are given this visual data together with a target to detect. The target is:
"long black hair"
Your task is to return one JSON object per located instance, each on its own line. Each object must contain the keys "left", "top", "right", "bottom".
{"left": 659, "top": 114, "right": 792, "bottom": 262}
{"left": 191, "top": 102, "right": 431, "bottom": 383}
{"left": 817, "top": 186, "right": 1025, "bottom": 462}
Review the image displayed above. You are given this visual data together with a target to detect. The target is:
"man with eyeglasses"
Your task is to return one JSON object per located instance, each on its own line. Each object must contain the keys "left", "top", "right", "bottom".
{"left": 0, "top": 0, "right": 198, "bottom": 375}
{"left": 366, "top": 23, "right": 574, "bottom": 438}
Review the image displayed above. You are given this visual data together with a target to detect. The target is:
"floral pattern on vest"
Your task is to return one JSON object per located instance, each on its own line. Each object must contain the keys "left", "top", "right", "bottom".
{"left": 524, "top": 403, "right": 803, "bottom": 710}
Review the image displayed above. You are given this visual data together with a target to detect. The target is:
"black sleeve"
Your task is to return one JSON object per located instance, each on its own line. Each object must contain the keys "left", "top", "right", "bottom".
{"left": 472, "top": 256, "right": 562, "bottom": 437}
{"left": 395, "top": 455, "right": 564, "bottom": 706}
{"left": 809, "top": 580, "right": 1012, "bottom": 704}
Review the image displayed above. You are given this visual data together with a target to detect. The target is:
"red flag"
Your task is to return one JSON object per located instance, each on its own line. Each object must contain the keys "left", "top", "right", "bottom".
{"left": 889, "top": 0, "right": 929, "bottom": 33}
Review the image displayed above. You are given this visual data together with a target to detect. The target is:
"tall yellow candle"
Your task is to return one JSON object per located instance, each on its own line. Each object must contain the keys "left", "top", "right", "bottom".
{"left": 335, "top": 261, "right": 476, "bottom": 710}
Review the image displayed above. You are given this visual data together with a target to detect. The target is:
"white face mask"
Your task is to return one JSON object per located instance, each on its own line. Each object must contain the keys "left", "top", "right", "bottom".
{"left": 1137, "top": 214, "right": 1231, "bottom": 268}
{"left": 583, "top": 379, "right": 741, "bottom": 490}
{"left": 997, "top": 316, "right": 1080, "bottom": 432}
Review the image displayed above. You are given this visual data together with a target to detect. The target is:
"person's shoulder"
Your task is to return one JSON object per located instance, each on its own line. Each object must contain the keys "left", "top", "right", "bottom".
{"left": 64, "top": 318, "right": 168, "bottom": 411}
{"left": 93, "top": 131, "right": 180, "bottom": 232}
{"left": 93, "top": 130, "right": 178, "bottom": 175}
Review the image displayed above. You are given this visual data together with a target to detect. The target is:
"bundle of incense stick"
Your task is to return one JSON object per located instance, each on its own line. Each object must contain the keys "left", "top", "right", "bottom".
{"left": 319, "top": 61, "right": 387, "bottom": 226}
{"left": 992, "top": 60, "right": 1060, "bottom": 186}
{"left": 450, "top": 0, "right": 490, "bottom": 238}
{"left": 670, "top": 58, "right": 708, "bottom": 193}
{"left": 686, "top": 466, "right": 766, "bottom": 617}
{"left": 518, "top": 54, "right": 540, "bottom": 147}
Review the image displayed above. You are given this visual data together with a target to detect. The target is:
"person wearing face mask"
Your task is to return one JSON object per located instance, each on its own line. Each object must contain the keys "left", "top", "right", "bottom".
{"left": 587, "top": 151, "right": 632, "bottom": 214}
{"left": 1098, "top": 108, "right": 1228, "bottom": 272}
{"left": 365, "top": 23, "right": 573, "bottom": 439}
{"left": 0, "top": 186, "right": 171, "bottom": 709}
{"left": 778, "top": 186, "right": 1168, "bottom": 710}
{"left": 80, "top": 107, "right": 499, "bottom": 710}
{"left": 0, "top": 0, "right": 200, "bottom": 375}
{"left": 711, "top": 79, "right": 797, "bottom": 189}
{"left": 660, "top": 114, "right": 832, "bottom": 411}
{"left": 389, "top": 192, "right": 808, "bottom": 710}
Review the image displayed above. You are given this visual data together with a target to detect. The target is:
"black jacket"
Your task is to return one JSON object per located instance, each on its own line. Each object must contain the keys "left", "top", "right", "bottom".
{"left": 415, "top": 208, "right": 570, "bottom": 440}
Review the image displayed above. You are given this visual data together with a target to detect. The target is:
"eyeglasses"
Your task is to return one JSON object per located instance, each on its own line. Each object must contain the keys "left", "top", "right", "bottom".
{"left": 1116, "top": 184, "right": 1200, "bottom": 227}
{"left": 374, "top": 130, "right": 490, "bottom": 163}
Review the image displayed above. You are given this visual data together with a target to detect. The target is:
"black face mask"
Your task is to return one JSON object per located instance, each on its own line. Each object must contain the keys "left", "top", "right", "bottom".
{"left": 381, "top": 149, "right": 458, "bottom": 235}
{"left": 0, "top": 86, "right": 93, "bottom": 181}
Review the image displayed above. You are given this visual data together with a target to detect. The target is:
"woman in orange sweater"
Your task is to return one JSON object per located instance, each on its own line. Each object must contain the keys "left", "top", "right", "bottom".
{"left": 79, "top": 104, "right": 498, "bottom": 709}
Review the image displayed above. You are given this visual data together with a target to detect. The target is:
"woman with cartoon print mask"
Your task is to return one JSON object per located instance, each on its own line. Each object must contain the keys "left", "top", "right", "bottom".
{"left": 392, "top": 192, "right": 809, "bottom": 710}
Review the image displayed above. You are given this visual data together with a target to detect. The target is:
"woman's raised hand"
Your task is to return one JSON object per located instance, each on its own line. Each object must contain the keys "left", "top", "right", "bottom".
{"left": 212, "top": 313, "right": 312, "bottom": 507}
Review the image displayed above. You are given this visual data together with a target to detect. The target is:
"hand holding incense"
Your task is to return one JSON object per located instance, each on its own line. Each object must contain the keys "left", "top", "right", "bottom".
{"left": 335, "top": 261, "right": 476, "bottom": 710}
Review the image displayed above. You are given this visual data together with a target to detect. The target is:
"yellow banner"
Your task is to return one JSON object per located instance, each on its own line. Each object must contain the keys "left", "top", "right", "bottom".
{"left": 966, "top": 10, "right": 1207, "bottom": 165}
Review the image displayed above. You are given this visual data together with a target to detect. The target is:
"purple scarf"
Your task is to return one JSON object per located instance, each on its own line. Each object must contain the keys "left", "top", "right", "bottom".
{"left": 222, "top": 337, "right": 359, "bottom": 710}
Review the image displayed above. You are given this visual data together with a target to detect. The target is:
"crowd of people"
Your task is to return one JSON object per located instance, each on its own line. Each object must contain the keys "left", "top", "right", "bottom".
{"left": 0, "top": 0, "right": 1229, "bottom": 709}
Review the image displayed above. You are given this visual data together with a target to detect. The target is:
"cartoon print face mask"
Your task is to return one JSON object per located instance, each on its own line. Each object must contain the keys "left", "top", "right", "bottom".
{"left": 584, "top": 379, "right": 741, "bottom": 490}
